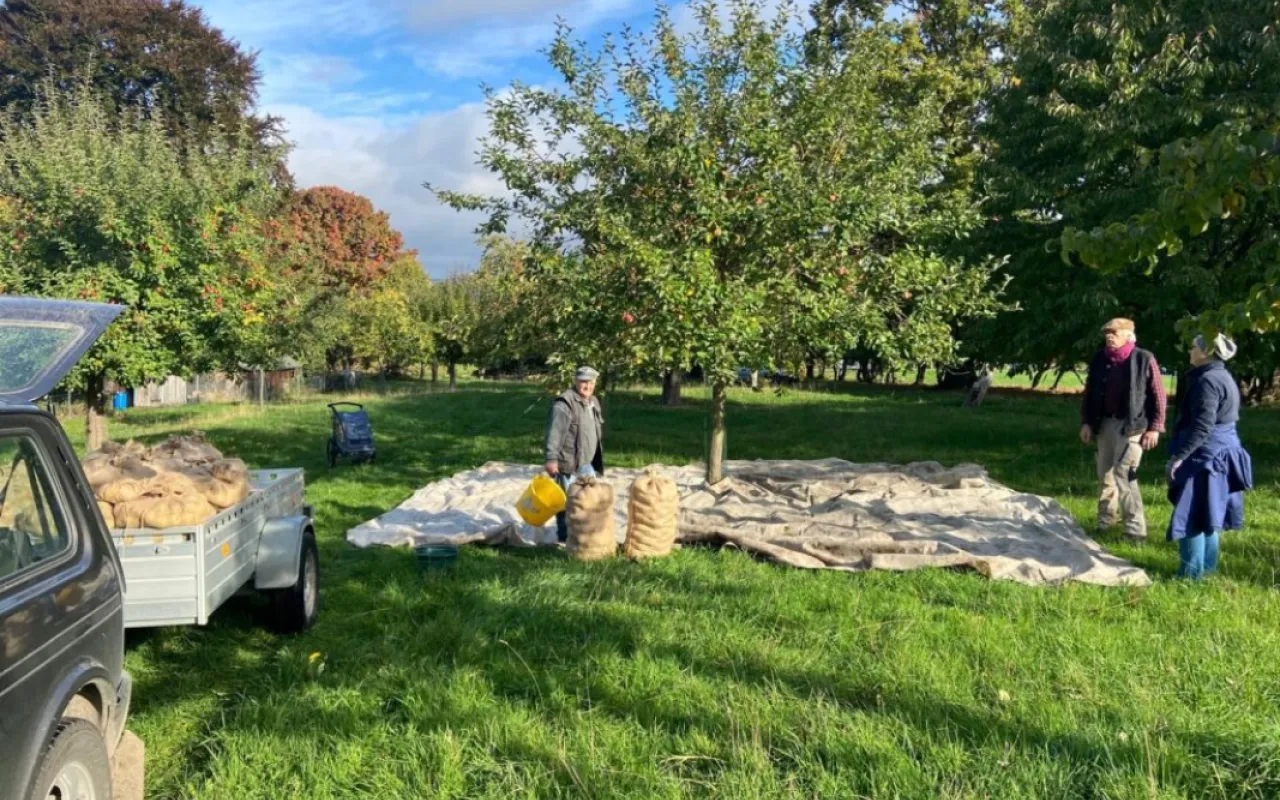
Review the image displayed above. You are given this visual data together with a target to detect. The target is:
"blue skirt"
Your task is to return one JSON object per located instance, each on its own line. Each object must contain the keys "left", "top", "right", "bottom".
{"left": 1166, "top": 424, "right": 1253, "bottom": 541}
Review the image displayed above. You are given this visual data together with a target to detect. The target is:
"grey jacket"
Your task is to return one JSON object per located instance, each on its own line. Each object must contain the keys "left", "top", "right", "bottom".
{"left": 544, "top": 388, "right": 604, "bottom": 475}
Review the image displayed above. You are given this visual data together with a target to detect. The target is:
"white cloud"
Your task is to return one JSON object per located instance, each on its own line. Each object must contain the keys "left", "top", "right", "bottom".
{"left": 190, "top": 0, "right": 652, "bottom": 276}
{"left": 270, "top": 102, "right": 501, "bottom": 277}
{"left": 415, "top": 0, "right": 642, "bottom": 78}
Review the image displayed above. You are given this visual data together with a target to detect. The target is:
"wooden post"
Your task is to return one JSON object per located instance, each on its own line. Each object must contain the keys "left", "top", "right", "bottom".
{"left": 258, "top": 367, "right": 265, "bottom": 408}
{"left": 85, "top": 375, "right": 107, "bottom": 451}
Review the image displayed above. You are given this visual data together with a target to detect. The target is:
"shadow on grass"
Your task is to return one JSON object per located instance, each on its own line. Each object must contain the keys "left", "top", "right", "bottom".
{"left": 117, "top": 384, "right": 1280, "bottom": 795}
{"left": 128, "top": 544, "right": 1280, "bottom": 798}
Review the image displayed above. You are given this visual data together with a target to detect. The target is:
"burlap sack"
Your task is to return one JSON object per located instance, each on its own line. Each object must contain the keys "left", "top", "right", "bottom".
{"left": 199, "top": 475, "right": 250, "bottom": 509}
{"left": 147, "top": 457, "right": 193, "bottom": 475}
{"left": 96, "top": 441, "right": 124, "bottom": 456}
{"left": 122, "top": 440, "right": 147, "bottom": 457}
{"left": 142, "top": 494, "right": 216, "bottom": 529}
{"left": 82, "top": 458, "right": 121, "bottom": 489}
{"left": 149, "top": 433, "right": 222, "bottom": 465}
{"left": 145, "top": 471, "right": 201, "bottom": 497}
{"left": 210, "top": 458, "right": 248, "bottom": 483}
{"left": 98, "top": 478, "right": 148, "bottom": 505}
{"left": 96, "top": 500, "right": 114, "bottom": 525}
{"left": 624, "top": 469, "right": 679, "bottom": 559}
{"left": 113, "top": 457, "right": 157, "bottom": 481}
{"left": 114, "top": 497, "right": 159, "bottom": 529}
{"left": 567, "top": 477, "right": 617, "bottom": 561}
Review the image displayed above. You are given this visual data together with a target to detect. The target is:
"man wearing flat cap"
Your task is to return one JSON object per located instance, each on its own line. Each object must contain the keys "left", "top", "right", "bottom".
{"left": 1080, "top": 318, "right": 1168, "bottom": 540}
{"left": 544, "top": 366, "right": 605, "bottom": 542}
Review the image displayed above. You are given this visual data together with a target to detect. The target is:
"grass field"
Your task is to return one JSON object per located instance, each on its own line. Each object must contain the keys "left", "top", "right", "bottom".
{"left": 84, "top": 380, "right": 1279, "bottom": 799}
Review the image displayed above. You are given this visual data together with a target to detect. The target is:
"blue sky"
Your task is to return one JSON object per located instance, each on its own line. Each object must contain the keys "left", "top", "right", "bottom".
{"left": 194, "top": 0, "right": 733, "bottom": 278}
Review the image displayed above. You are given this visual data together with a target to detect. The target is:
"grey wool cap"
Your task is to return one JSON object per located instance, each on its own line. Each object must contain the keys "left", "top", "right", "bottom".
{"left": 1195, "top": 333, "right": 1238, "bottom": 362}
{"left": 575, "top": 366, "right": 600, "bottom": 381}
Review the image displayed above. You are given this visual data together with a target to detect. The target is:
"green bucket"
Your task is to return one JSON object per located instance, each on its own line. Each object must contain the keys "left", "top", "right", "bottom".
{"left": 415, "top": 543, "right": 459, "bottom": 571}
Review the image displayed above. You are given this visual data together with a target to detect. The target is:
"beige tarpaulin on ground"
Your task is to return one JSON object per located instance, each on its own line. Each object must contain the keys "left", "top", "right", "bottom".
{"left": 346, "top": 459, "right": 1151, "bottom": 587}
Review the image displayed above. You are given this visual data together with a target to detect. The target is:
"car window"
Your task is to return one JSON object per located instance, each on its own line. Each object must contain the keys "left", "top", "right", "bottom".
{"left": 0, "top": 434, "right": 71, "bottom": 581}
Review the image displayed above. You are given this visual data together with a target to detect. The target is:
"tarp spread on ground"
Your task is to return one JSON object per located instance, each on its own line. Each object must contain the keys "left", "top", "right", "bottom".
{"left": 347, "top": 459, "right": 1151, "bottom": 587}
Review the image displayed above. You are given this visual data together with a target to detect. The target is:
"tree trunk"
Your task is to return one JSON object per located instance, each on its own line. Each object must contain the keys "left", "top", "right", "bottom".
{"left": 707, "top": 382, "right": 727, "bottom": 485}
{"left": 85, "top": 375, "right": 108, "bottom": 451}
{"left": 750, "top": 370, "right": 760, "bottom": 391}
{"left": 805, "top": 358, "right": 816, "bottom": 381}
{"left": 662, "top": 369, "right": 682, "bottom": 406}
{"left": 448, "top": 361, "right": 457, "bottom": 391}
{"left": 1051, "top": 368, "right": 1068, "bottom": 391}
{"left": 1030, "top": 367, "right": 1048, "bottom": 391}
{"left": 431, "top": 359, "right": 439, "bottom": 384}
{"left": 839, "top": 362, "right": 849, "bottom": 383}
{"left": 915, "top": 364, "right": 928, "bottom": 386}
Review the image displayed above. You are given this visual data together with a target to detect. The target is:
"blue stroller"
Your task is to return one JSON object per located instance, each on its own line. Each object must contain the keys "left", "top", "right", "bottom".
{"left": 327, "top": 402, "right": 376, "bottom": 467}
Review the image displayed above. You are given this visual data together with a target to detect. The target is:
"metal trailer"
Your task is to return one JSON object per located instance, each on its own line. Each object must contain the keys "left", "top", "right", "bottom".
{"left": 109, "top": 468, "right": 319, "bottom": 632}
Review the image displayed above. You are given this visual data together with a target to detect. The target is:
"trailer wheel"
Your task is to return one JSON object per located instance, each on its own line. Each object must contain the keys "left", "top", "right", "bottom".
{"left": 267, "top": 532, "right": 319, "bottom": 633}
{"left": 326, "top": 439, "right": 338, "bottom": 468}
{"left": 26, "top": 719, "right": 111, "bottom": 800}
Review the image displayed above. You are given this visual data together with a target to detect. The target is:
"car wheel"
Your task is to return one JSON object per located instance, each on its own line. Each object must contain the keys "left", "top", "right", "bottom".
{"left": 27, "top": 719, "right": 111, "bottom": 800}
{"left": 266, "top": 532, "right": 319, "bottom": 633}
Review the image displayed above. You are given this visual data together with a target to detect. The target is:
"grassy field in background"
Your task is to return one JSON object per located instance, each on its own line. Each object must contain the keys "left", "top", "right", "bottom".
{"left": 78, "top": 380, "right": 1279, "bottom": 799}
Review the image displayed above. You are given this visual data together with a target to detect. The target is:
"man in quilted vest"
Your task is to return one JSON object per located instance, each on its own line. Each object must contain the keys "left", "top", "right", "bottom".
{"left": 1080, "top": 318, "right": 1168, "bottom": 540}
{"left": 544, "top": 366, "right": 605, "bottom": 542}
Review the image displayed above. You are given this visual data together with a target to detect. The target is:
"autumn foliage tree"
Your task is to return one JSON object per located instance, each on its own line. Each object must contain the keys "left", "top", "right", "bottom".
{"left": 277, "top": 187, "right": 406, "bottom": 291}
{"left": 274, "top": 186, "right": 421, "bottom": 374}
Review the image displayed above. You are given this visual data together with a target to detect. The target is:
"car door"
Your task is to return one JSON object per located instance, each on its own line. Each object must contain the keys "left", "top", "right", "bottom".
{"left": 0, "top": 297, "right": 127, "bottom": 797}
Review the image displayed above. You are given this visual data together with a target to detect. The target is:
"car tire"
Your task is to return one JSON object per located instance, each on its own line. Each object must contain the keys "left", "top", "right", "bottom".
{"left": 267, "top": 532, "right": 319, "bottom": 634}
{"left": 27, "top": 718, "right": 112, "bottom": 800}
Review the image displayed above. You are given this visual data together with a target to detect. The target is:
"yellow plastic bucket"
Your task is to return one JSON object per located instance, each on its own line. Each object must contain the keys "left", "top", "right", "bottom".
{"left": 516, "top": 474, "right": 567, "bottom": 526}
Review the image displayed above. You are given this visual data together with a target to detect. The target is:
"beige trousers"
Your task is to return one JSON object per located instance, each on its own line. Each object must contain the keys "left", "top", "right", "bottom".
{"left": 1096, "top": 418, "right": 1146, "bottom": 538}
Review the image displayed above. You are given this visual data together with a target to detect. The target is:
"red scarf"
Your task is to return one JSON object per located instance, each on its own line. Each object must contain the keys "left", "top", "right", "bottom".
{"left": 1105, "top": 341, "right": 1135, "bottom": 365}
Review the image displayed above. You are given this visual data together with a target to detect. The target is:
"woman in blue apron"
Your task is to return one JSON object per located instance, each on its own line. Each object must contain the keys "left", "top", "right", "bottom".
{"left": 1165, "top": 334, "right": 1253, "bottom": 579}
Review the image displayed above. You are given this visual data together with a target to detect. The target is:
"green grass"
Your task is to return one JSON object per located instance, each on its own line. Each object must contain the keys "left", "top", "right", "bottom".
{"left": 85, "top": 380, "right": 1280, "bottom": 799}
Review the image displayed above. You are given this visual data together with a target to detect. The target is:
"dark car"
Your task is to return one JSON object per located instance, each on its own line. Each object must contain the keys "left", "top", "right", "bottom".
{"left": 0, "top": 298, "right": 133, "bottom": 799}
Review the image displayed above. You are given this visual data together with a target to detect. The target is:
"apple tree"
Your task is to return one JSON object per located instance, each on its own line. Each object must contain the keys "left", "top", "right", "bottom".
{"left": 433, "top": 0, "right": 1002, "bottom": 482}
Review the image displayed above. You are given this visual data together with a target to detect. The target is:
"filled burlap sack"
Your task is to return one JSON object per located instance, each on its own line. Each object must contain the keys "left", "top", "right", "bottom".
{"left": 145, "top": 471, "right": 201, "bottom": 498}
{"left": 82, "top": 458, "right": 121, "bottom": 489}
{"left": 567, "top": 477, "right": 617, "bottom": 562}
{"left": 149, "top": 433, "right": 222, "bottom": 465}
{"left": 96, "top": 500, "right": 114, "bottom": 525}
{"left": 199, "top": 475, "right": 250, "bottom": 509}
{"left": 210, "top": 458, "right": 248, "bottom": 483}
{"left": 142, "top": 494, "right": 216, "bottom": 529}
{"left": 98, "top": 478, "right": 148, "bottom": 505}
{"left": 114, "top": 497, "right": 159, "bottom": 529}
{"left": 113, "top": 456, "right": 157, "bottom": 481}
{"left": 96, "top": 441, "right": 124, "bottom": 456}
{"left": 122, "top": 440, "right": 147, "bottom": 457}
{"left": 624, "top": 469, "right": 679, "bottom": 560}
{"left": 147, "top": 457, "right": 193, "bottom": 475}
